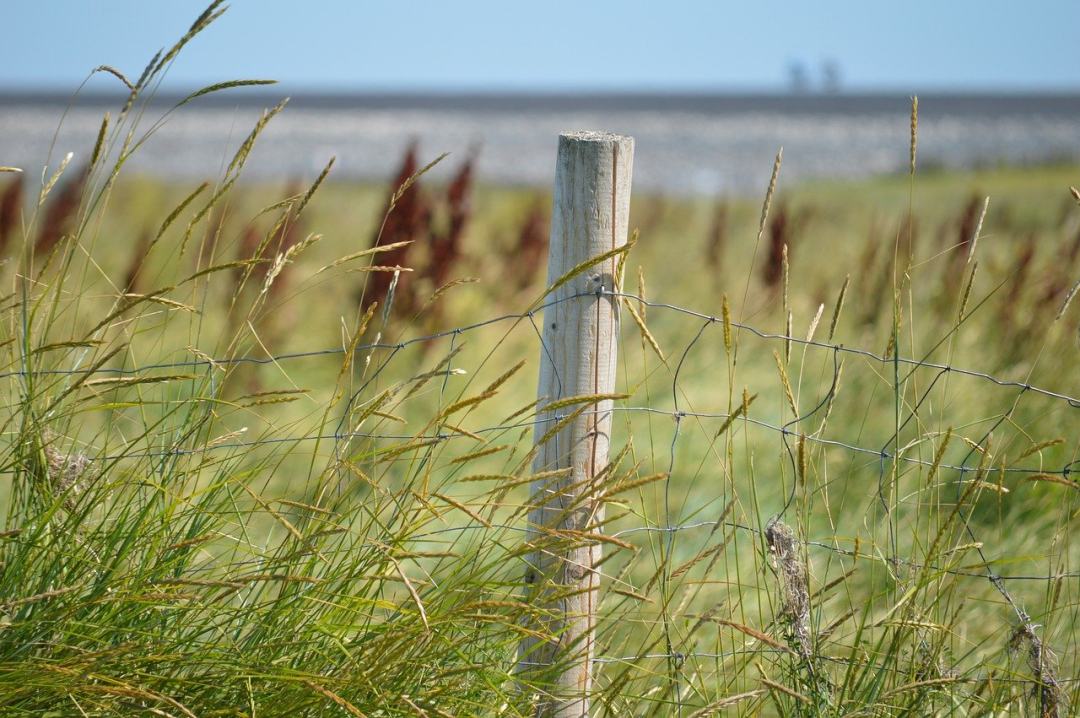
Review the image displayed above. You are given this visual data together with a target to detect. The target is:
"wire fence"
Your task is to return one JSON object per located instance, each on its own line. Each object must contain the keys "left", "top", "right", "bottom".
{"left": 5, "top": 287, "right": 1078, "bottom": 709}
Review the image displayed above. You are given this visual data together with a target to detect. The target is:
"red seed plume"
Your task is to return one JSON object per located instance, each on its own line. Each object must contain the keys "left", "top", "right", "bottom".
{"left": 428, "top": 150, "right": 475, "bottom": 291}
{"left": 0, "top": 175, "right": 23, "bottom": 256}
{"left": 514, "top": 196, "right": 549, "bottom": 292}
{"left": 361, "top": 142, "right": 430, "bottom": 316}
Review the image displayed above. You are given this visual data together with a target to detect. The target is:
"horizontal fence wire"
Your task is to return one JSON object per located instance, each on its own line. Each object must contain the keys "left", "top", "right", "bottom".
{"left": 541, "top": 649, "right": 1080, "bottom": 684}
{"left": 3, "top": 290, "right": 1079, "bottom": 407}
{"left": 53, "top": 407, "right": 1072, "bottom": 478}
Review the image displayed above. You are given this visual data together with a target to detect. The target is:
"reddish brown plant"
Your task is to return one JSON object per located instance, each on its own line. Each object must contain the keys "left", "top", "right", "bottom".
{"left": 428, "top": 151, "right": 475, "bottom": 292}
{"left": 514, "top": 196, "right": 549, "bottom": 292}
{"left": 1065, "top": 223, "right": 1080, "bottom": 267}
{"left": 762, "top": 202, "right": 790, "bottom": 289}
{"left": 123, "top": 229, "right": 153, "bottom": 295}
{"left": 705, "top": 200, "right": 728, "bottom": 272}
{"left": 858, "top": 214, "right": 883, "bottom": 280}
{"left": 1000, "top": 233, "right": 1038, "bottom": 331}
{"left": 360, "top": 142, "right": 431, "bottom": 316}
{"left": 233, "top": 223, "right": 263, "bottom": 291}
{"left": 0, "top": 175, "right": 23, "bottom": 256}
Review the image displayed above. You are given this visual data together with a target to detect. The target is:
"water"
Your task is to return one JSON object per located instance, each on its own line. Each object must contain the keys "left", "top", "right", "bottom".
{"left": 1, "top": 92, "right": 1078, "bottom": 195}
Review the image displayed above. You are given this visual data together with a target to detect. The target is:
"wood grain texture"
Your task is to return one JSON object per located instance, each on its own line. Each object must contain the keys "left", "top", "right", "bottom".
{"left": 519, "top": 131, "right": 634, "bottom": 717}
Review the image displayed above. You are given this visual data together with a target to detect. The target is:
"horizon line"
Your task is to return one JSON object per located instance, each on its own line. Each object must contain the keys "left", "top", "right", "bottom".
{"left": 3, "top": 86, "right": 1080, "bottom": 106}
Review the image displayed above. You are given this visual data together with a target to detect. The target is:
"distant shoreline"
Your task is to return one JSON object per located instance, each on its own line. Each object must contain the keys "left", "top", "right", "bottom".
{"left": 2, "top": 89, "right": 1080, "bottom": 116}
{"left": 3, "top": 91, "right": 1077, "bottom": 194}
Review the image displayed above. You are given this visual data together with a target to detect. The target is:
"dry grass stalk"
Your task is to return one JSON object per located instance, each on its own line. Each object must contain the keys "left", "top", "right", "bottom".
{"left": 686, "top": 689, "right": 765, "bottom": 716}
{"left": 759, "top": 149, "right": 783, "bottom": 240}
{"left": 782, "top": 243, "right": 790, "bottom": 314}
{"left": 827, "top": 274, "right": 849, "bottom": 342}
{"left": 957, "top": 261, "right": 978, "bottom": 322}
{"left": 721, "top": 294, "right": 732, "bottom": 352}
{"left": 954, "top": 194, "right": 982, "bottom": 255}
{"left": 784, "top": 310, "right": 793, "bottom": 364}
{"left": 898, "top": 214, "right": 919, "bottom": 263}
{"left": 198, "top": 206, "right": 228, "bottom": 268}
{"left": 1055, "top": 280, "right": 1080, "bottom": 320}
{"left": 35, "top": 163, "right": 89, "bottom": 256}
{"left": 966, "top": 196, "right": 990, "bottom": 263}
{"left": 636, "top": 265, "right": 647, "bottom": 319}
{"left": 40, "top": 151, "right": 74, "bottom": 201}
{"left": 805, "top": 303, "right": 824, "bottom": 343}
{"left": 266, "top": 182, "right": 303, "bottom": 299}
{"left": 909, "top": 96, "right": 918, "bottom": 175}
{"left": 276, "top": 183, "right": 304, "bottom": 252}
{"left": 93, "top": 65, "right": 134, "bottom": 91}
{"left": 262, "top": 232, "right": 319, "bottom": 298}
{"left": 90, "top": 113, "right": 110, "bottom": 168}
{"left": 765, "top": 517, "right": 811, "bottom": 658}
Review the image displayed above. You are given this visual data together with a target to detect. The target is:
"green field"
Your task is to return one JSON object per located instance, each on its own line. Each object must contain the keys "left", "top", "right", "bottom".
{"left": 0, "top": 7, "right": 1078, "bottom": 716}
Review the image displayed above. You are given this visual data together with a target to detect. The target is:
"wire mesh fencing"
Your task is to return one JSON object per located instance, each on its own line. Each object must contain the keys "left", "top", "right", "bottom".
{"left": 4, "top": 287, "right": 1078, "bottom": 715}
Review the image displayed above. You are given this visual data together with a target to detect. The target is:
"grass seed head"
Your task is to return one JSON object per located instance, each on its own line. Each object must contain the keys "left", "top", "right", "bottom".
{"left": 910, "top": 95, "right": 919, "bottom": 175}
{"left": 35, "top": 163, "right": 89, "bottom": 256}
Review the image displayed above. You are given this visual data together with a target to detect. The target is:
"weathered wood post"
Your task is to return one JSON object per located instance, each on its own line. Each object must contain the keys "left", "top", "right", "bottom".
{"left": 519, "top": 131, "right": 634, "bottom": 716}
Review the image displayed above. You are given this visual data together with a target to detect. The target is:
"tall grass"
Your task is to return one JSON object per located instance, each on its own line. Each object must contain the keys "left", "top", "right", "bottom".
{"left": 0, "top": 3, "right": 1077, "bottom": 716}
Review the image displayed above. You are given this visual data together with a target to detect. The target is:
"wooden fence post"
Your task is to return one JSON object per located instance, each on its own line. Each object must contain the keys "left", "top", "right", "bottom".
{"left": 519, "top": 131, "right": 634, "bottom": 716}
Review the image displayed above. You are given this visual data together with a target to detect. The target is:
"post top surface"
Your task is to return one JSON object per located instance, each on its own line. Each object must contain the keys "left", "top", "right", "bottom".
{"left": 559, "top": 130, "right": 634, "bottom": 145}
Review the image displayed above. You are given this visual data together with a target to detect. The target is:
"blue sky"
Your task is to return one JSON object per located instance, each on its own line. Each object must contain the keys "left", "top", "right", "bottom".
{"left": 3, "top": 1, "right": 1078, "bottom": 92}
